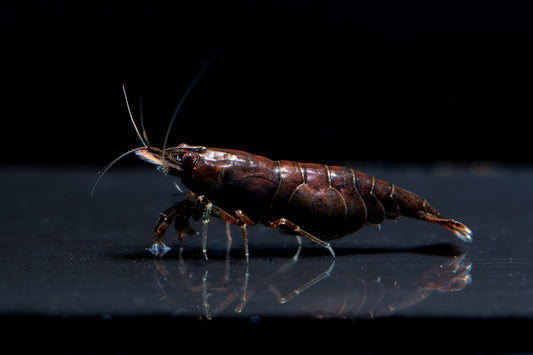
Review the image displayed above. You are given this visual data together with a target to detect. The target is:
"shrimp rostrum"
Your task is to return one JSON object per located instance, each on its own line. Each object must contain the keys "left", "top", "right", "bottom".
{"left": 94, "top": 62, "right": 472, "bottom": 261}
{"left": 135, "top": 144, "right": 472, "bottom": 260}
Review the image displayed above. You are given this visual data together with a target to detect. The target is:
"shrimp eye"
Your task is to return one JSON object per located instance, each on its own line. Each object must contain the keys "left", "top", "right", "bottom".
{"left": 182, "top": 152, "right": 197, "bottom": 166}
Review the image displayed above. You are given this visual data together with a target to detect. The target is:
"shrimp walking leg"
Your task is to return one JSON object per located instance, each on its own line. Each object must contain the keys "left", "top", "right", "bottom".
{"left": 196, "top": 196, "right": 255, "bottom": 262}
{"left": 149, "top": 193, "right": 196, "bottom": 256}
{"left": 200, "top": 200, "right": 213, "bottom": 260}
{"left": 266, "top": 218, "right": 336, "bottom": 258}
{"left": 149, "top": 206, "right": 179, "bottom": 256}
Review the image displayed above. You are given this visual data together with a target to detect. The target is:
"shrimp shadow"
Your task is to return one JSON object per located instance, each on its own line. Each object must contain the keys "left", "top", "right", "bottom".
{"left": 247, "top": 242, "right": 465, "bottom": 258}
{"left": 113, "top": 241, "right": 466, "bottom": 261}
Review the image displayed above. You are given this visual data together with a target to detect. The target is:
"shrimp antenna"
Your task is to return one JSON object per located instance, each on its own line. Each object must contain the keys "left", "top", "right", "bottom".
{"left": 91, "top": 147, "right": 147, "bottom": 196}
{"left": 122, "top": 85, "right": 148, "bottom": 147}
{"left": 161, "top": 53, "right": 216, "bottom": 155}
{"left": 140, "top": 96, "right": 151, "bottom": 146}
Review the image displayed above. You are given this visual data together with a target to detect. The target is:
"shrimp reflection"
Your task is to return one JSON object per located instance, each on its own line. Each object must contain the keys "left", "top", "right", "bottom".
{"left": 152, "top": 245, "right": 471, "bottom": 320}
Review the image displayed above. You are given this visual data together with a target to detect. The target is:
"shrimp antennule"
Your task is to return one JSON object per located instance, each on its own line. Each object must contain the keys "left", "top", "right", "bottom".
{"left": 122, "top": 85, "right": 148, "bottom": 148}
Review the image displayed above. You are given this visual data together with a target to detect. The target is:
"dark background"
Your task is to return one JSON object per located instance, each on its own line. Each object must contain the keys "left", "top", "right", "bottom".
{"left": 3, "top": 1, "right": 533, "bottom": 165}
{"left": 3, "top": 3, "right": 533, "bottom": 351}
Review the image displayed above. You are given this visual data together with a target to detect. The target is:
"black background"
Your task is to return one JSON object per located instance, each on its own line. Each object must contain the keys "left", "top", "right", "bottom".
{"left": 3, "top": 3, "right": 533, "bottom": 350}
{"left": 4, "top": 1, "right": 533, "bottom": 165}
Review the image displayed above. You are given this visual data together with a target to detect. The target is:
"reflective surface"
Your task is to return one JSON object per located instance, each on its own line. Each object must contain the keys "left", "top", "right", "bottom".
{"left": 150, "top": 247, "right": 470, "bottom": 320}
{"left": 2, "top": 164, "right": 533, "bottom": 350}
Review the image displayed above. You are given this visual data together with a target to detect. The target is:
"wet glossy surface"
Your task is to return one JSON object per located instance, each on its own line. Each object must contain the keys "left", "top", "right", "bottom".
{"left": 2, "top": 164, "right": 533, "bottom": 350}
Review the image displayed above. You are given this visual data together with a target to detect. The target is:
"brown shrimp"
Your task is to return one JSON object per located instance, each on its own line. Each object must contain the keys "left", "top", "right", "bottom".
{"left": 135, "top": 144, "right": 472, "bottom": 260}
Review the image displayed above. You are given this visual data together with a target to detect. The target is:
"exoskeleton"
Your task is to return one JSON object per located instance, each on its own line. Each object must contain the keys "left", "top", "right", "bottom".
{"left": 134, "top": 144, "right": 472, "bottom": 260}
